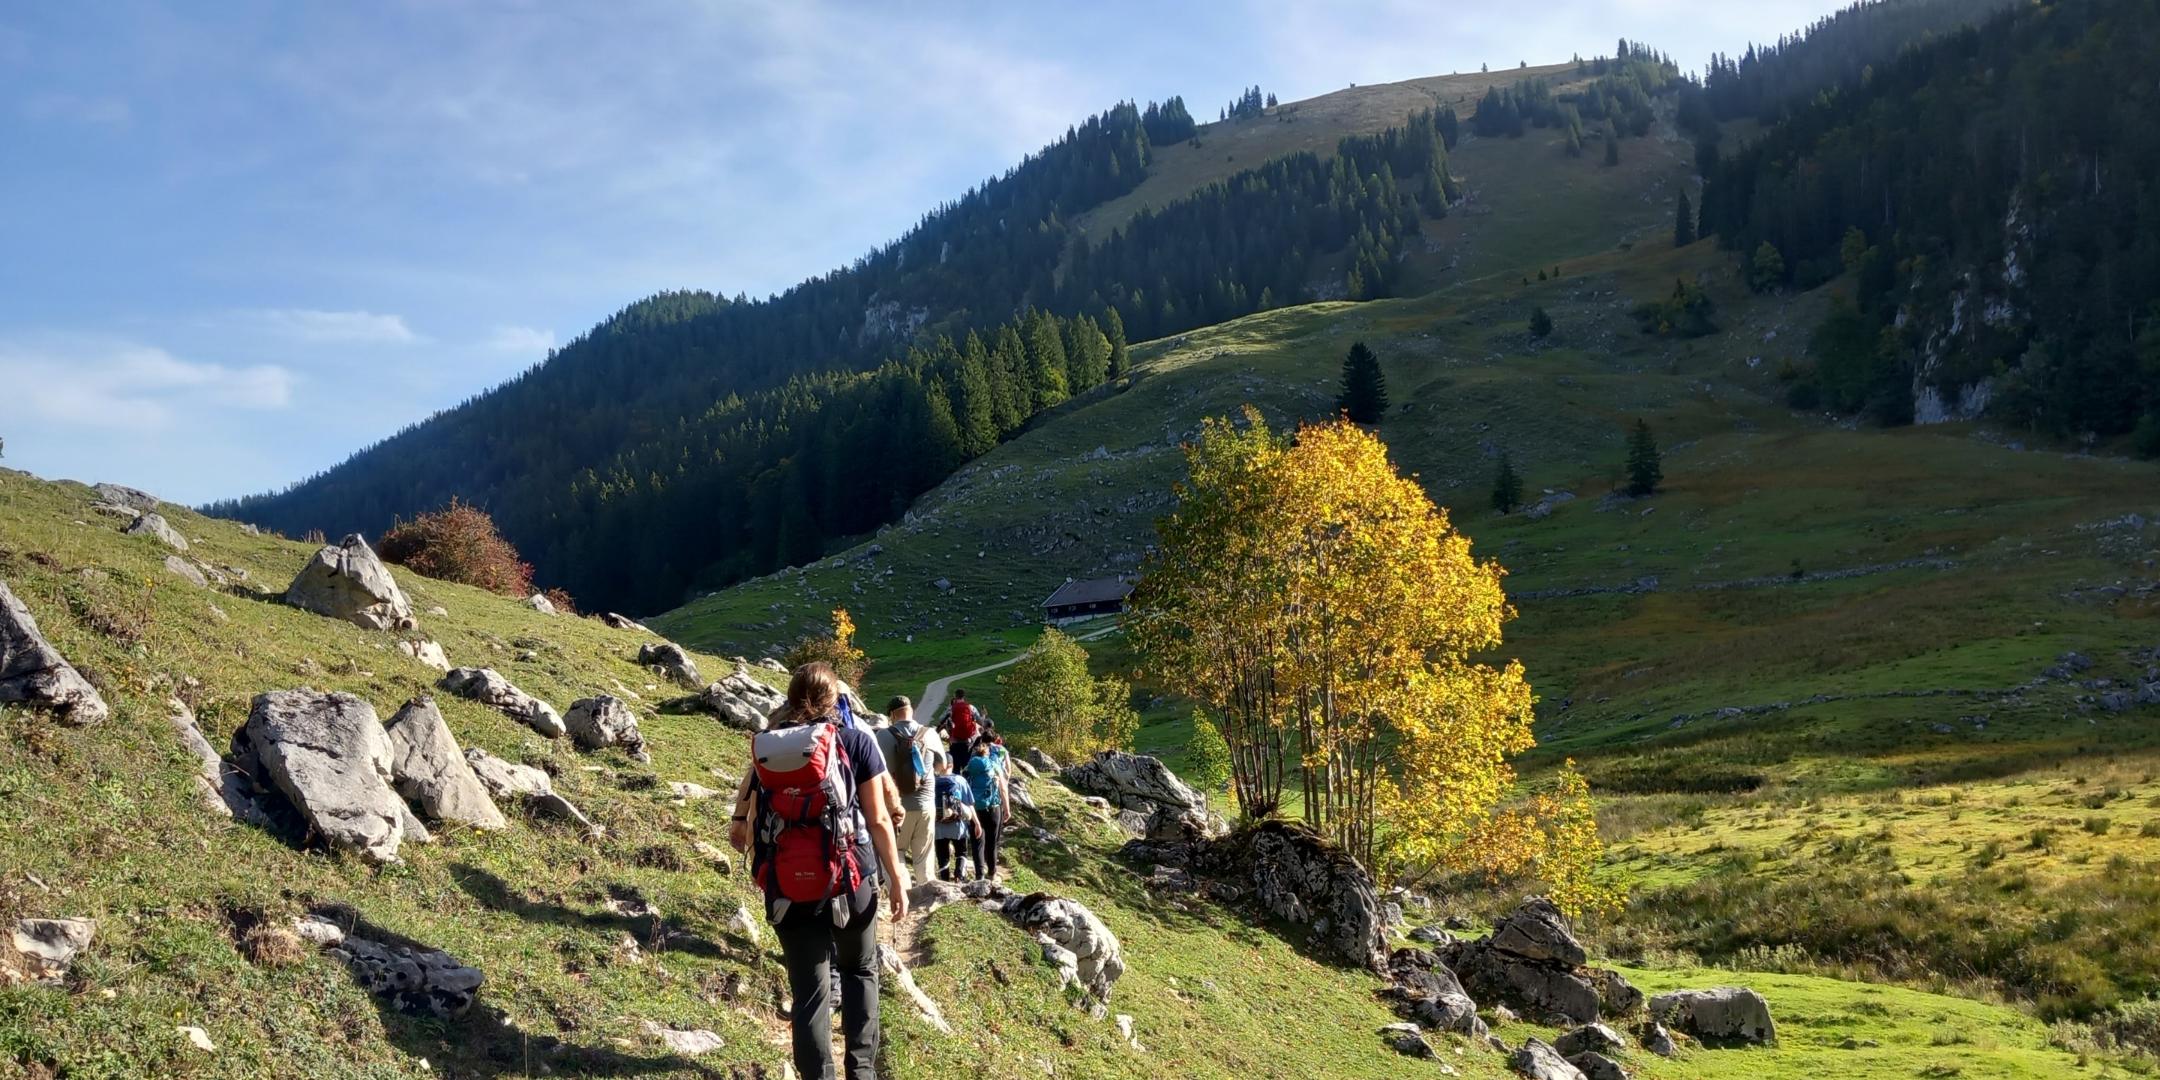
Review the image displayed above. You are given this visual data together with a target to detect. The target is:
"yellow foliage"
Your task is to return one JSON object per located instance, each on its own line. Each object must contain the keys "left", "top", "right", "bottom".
{"left": 1135, "top": 411, "right": 1614, "bottom": 893}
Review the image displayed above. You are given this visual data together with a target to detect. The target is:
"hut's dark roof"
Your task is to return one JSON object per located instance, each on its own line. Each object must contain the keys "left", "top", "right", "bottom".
{"left": 1042, "top": 577, "right": 1134, "bottom": 609}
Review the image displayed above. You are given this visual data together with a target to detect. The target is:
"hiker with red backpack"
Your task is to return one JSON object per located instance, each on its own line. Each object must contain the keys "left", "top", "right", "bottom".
{"left": 942, "top": 687, "right": 982, "bottom": 763}
{"left": 728, "top": 662, "right": 906, "bottom": 1080}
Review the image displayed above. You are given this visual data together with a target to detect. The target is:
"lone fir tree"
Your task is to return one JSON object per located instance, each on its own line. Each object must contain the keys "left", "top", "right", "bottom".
{"left": 1491, "top": 451, "right": 1524, "bottom": 513}
{"left": 1336, "top": 341, "right": 1388, "bottom": 423}
{"left": 1673, "top": 189, "right": 1695, "bottom": 247}
{"left": 1625, "top": 419, "right": 1663, "bottom": 496}
{"left": 1528, "top": 306, "right": 1554, "bottom": 339}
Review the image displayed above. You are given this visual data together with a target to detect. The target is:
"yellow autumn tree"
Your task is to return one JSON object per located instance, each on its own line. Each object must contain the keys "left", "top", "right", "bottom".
{"left": 1132, "top": 410, "right": 1609, "bottom": 905}
{"left": 783, "top": 607, "right": 871, "bottom": 685}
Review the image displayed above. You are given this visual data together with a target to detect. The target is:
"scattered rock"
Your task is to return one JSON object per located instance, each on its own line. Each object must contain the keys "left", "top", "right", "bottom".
{"left": 177, "top": 1026, "right": 215, "bottom": 1053}
{"left": 93, "top": 482, "right": 161, "bottom": 513}
{"left": 1410, "top": 925, "right": 1454, "bottom": 946}
{"left": 1382, "top": 947, "right": 1486, "bottom": 1036}
{"left": 668, "top": 781, "right": 720, "bottom": 801}
{"left": 327, "top": 930, "right": 484, "bottom": 1019}
{"left": 383, "top": 698, "right": 507, "bottom": 830}
{"left": 1381, "top": 1021, "right": 1435, "bottom": 1058}
{"left": 162, "top": 554, "right": 207, "bottom": 587}
{"left": 247, "top": 690, "right": 416, "bottom": 862}
{"left": 8, "top": 918, "right": 94, "bottom": 982}
{"left": 425, "top": 605, "right": 449, "bottom": 617}
{"left": 1000, "top": 892, "right": 1125, "bottom": 1004}
{"left": 463, "top": 748, "right": 599, "bottom": 836}
{"left": 1490, "top": 898, "right": 1587, "bottom": 967}
{"left": 124, "top": 511, "right": 188, "bottom": 552}
{"left": 600, "top": 612, "right": 651, "bottom": 632}
{"left": 1026, "top": 747, "right": 1062, "bottom": 773}
{"left": 564, "top": 695, "right": 648, "bottom": 760}
{"left": 1193, "top": 820, "right": 1385, "bottom": 970}
{"left": 524, "top": 593, "right": 557, "bottom": 615}
{"left": 0, "top": 580, "right": 110, "bottom": 726}
{"left": 877, "top": 943, "right": 953, "bottom": 1034}
{"left": 283, "top": 535, "right": 416, "bottom": 631}
{"left": 1509, "top": 1037, "right": 1588, "bottom": 1080}
{"left": 1567, "top": 1050, "right": 1628, "bottom": 1080}
{"left": 700, "top": 671, "right": 785, "bottom": 731}
{"left": 639, "top": 1021, "right": 723, "bottom": 1056}
{"left": 1649, "top": 987, "right": 1775, "bottom": 1044}
{"left": 691, "top": 840, "right": 733, "bottom": 874}
{"left": 395, "top": 639, "right": 451, "bottom": 673}
{"left": 439, "top": 667, "right": 563, "bottom": 737}
{"left": 637, "top": 642, "right": 702, "bottom": 690}
{"left": 1641, "top": 1021, "right": 1678, "bottom": 1057}
{"left": 1554, "top": 1023, "right": 1628, "bottom": 1057}
{"left": 166, "top": 697, "right": 266, "bottom": 821}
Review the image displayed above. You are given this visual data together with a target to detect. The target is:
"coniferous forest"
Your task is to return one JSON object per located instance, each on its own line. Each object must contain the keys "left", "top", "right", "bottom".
{"left": 210, "top": 86, "right": 1534, "bottom": 611}
{"left": 1698, "top": 0, "right": 2160, "bottom": 442}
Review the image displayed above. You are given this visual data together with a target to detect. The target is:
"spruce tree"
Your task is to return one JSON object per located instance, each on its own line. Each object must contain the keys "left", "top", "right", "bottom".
{"left": 1604, "top": 120, "right": 1621, "bottom": 166}
{"left": 1336, "top": 341, "right": 1388, "bottom": 423}
{"left": 1625, "top": 419, "right": 1663, "bottom": 496}
{"left": 1491, "top": 451, "right": 1523, "bottom": 513}
{"left": 1529, "top": 306, "right": 1554, "bottom": 339}
{"left": 1102, "top": 306, "right": 1130, "bottom": 379}
{"left": 1673, "top": 190, "right": 1696, "bottom": 247}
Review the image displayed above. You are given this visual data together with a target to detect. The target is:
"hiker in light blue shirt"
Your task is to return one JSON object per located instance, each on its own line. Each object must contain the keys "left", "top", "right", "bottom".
{"left": 962, "top": 740, "right": 1011, "bottom": 880}
{"left": 932, "top": 753, "right": 975, "bottom": 880}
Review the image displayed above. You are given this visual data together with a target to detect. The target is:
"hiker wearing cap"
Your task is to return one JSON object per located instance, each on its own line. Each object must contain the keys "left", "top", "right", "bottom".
{"left": 876, "top": 695, "right": 937, "bottom": 889}
{"left": 729, "top": 662, "right": 906, "bottom": 1080}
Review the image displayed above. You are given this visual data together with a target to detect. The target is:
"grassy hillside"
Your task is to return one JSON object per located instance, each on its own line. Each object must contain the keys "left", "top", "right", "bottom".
{"left": 1070, "top": 63, "right": 1581, "bottom": 247}
{"left": 0, "top": 469, "right": 2108, "bottom": 1079}
{"left": 654, "top": 97, "right": 2160, "bottom": 1048}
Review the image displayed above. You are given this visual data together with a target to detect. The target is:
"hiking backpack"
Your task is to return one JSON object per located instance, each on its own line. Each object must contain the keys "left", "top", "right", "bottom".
{"left": 749, "top": 720, "right": 866, "bottom": 925}
{"left": 888, "top": 720, "right": 928, "bottom": 797}
{"left": 949, "top": 699, "right": 978, "bottom": 740}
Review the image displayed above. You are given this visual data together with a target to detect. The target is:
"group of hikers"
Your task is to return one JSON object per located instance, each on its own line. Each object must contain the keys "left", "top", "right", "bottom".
{"left": 725, "top": 662, "right": 1015, "bottom": 1080}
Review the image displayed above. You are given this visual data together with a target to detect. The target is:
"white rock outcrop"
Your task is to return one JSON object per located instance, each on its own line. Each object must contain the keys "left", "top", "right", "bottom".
{"left": 384, "top": 697, "right": 507, "bottom": 830}
{"left": 283, "top": 535, "right": 416, "bottom": 631}
{"left": 438, "top": 667, "right": 563, "bottom": 738}
{"left": 245, "top": 690, "right": 413, "bottom": 862}
{"left": 0, "top": 579, "right": 110, "bottom": 726}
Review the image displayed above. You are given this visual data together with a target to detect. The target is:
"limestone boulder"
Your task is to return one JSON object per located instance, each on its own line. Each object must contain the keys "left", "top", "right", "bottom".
{"left": 383, "top": 698, "right": 506, "bottom": 830}
{"left": 524, "top": 592, "right": 557, "bottom": 615}
{"left": 395, "top": 639, "right": 451, "bottom": 673}
{"left": 1382, "top": 947, "right": 1486, "bottom": 1037}
{"left": 0, "top": 579, "right": 109, "bottom": 725}
{"left": 9, "top": 918, "right": 95, "bottom": 983}
{"left": 1193, "top": 820, "right": 1385, "bottom": 970}
{"left": 637, "top": 641, "right": 702, "bottom": 689}
{"left": 1649, "top": 986, "right": 1776, "bottom": 1045}
{"left": 92, "top": 482, "right": 161, "bottom": 513}
{"left": 1490, "top": 897, "right": 1587, "bottom": 968}
{"left": 125, "top": 511, "right": 188, "bottom": 552}
{"left": 166, "top": 697, "right": 266, "bottom": 822}
{"left": 328, "top": 933, "right": 484, "bottom": 1019}
{"left": 600, "top": 612, "right": 651, "bottom": 632}
{"left": 438, "top": 667, "right": 563, "bottom": 737}
{"left": 1001, "top": 892, "right": 1125, "bottom": 1004}
{"left": 564, "top": 695, "right": 648, "bottom": 760}
{"left": 1447, "top": 939, "right": 1604, "bottom": 1025}
{"left": 1510, "top": 1037, "right": 1588, "bottom": 1080}
{"left": 283, "top": 535, "right": 416, "bottom": 631}
{"left": 1555, "top": 1023, "right": 1629, "bottom": 1058}
{"left": 1061, "top": 750, "right": 1209, "bottom": 815}
{"left": 700, "top": 671, "right": 785, "bottom": 731}
{"left": 163, "top": 554, "right": 207, "bottom": 586}
{"left": 464, "top": 748, "right": 600, "bottom": 836}
{"left": 245, "top": 690, "right": 410, "bottom": 862}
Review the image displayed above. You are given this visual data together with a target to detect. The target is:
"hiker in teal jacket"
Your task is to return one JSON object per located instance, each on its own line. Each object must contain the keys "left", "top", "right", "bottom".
{"left": 962, "top": 739, "right": 1011, "bottom": 880}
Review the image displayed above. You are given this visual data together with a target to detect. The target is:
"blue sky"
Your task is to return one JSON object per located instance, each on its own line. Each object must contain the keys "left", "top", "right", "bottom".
{"left": 0, "top": 0, "right": 1850, "bottom": 505}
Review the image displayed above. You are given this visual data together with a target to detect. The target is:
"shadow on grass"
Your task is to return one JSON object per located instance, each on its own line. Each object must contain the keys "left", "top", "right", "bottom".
{"left": 450, "top": 863, "right": 752, "bottom": 960}
{"left": 310, "top": 902, "right": 734, "bottom": 1079}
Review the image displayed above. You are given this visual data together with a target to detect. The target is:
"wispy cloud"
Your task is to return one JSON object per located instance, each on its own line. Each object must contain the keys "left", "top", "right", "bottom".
{"left": 483, "top": 324, "right": 554, "bottom": 353}
{"left": 0, "top": 335, "right": 294, "bottom": 429}
{"left": 234, "top": 308, "right": 421, "bottom": 345}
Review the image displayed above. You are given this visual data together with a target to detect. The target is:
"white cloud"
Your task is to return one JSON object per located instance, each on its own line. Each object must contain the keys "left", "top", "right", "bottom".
{"left": 483, "top": 324, "right": 554, "bottom": 353}
{"left": 237, "top": 308, "right": 420, "bottom": 345}
{"left": 0, "top": 335, "right": 294, "bottom": 430}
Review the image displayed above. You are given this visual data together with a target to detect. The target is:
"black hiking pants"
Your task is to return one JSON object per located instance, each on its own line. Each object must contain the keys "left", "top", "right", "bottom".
{"left": 775, "top": 895, "right": 880, "bottom": 1080}
{"left": 972, "top": 810, "right": 1003, "bottom": 879}
{"left": 937, "top": 835, "right": 968, "bottom": 879}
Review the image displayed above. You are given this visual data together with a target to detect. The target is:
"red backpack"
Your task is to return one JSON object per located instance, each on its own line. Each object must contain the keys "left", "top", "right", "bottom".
{"left": 749, "top": 720, "right": 865, "bottom": 924}
{"left": 949, "top": 699, "right": 979, "bottom": 741}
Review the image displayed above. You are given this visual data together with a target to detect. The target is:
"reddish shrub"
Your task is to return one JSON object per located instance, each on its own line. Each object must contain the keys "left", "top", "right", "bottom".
{"left": 377, "top": 500, "right": 533, "bottom": 597}
{"left": 541, "top": 586, "right": 578, "bottom": 616}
